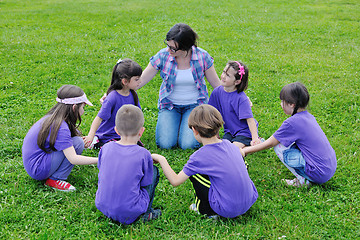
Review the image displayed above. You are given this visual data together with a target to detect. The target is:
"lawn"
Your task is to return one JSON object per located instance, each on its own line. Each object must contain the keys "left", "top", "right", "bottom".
{"left": 1, "top": 0, "right": 359, "bottom": 239}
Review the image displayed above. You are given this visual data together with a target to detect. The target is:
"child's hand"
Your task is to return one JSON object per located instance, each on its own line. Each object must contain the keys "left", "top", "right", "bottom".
{"left": 250, "top": 138, "right": 261, "bottom": 146}
{"left": 99, "top": 93, "right": 107, "bottom": 104}
{"left": 239, "top": 148, "right": 246, "bottom": 157}
{"left": 151, "top": 153, "right": 166, "bottom": 164}
{"left": 83, "top": 136, "right": 94, "bottom": 148}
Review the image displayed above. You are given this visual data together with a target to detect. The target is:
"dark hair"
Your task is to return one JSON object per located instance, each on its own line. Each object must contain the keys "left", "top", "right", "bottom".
{"left": 38, "top": 85, "right": 84, "bottom": 153}
{"left": 279, "top": 82, "right": 310, "bottom": 115}
{"left": 107, "top": 58, "right": 143, "bottom": 106}
{"left": 165, "top": 23, "right": 198, "bottom": 52}
{"left": 188, "top": 104, "right": 224, "bottom": 138}
{"left": 227, "top": 61, "right": 249, "bottom": 93}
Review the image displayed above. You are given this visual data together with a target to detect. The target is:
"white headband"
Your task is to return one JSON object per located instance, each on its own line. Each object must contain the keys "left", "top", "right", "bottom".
{"left": 56, "top": 93, "right": 93, "bottom": 106}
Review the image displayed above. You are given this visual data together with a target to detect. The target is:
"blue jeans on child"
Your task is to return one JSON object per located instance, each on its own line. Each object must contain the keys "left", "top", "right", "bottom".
{"left": 48, "top": 136, "right": 84, "bottom": 181}
{"left": 282, "top": 144, "right": 312, "bottom": 181}
{"left": 156, "top": 104, "right": 200, "bottom": 149}
{"left": 143, "top": 166, "right": 160, "bottom": 213}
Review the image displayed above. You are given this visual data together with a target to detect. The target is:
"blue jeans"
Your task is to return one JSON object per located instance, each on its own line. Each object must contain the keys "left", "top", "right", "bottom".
{"left": 283, "top": 145, "right": 312, "bottom": 181}
{"left": 156, "top": 104, "right": 200, "bottom": 149}
{"left": 48, "top": 136, "right": 84, "bottom": 181}
{"left": 143, "top": 166, "right": 160, "bottom": 213}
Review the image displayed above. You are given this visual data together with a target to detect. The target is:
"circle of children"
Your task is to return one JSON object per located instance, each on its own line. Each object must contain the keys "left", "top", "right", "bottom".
{"left": 22, "top": 23, "right": 337, "bottom": 225}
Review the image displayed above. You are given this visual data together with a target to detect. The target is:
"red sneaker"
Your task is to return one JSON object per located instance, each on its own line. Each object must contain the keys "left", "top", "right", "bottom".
{"left": 45, "top": 179, "right": 76, "bottom": 192}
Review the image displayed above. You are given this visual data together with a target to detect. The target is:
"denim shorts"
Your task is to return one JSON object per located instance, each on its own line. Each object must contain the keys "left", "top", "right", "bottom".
{"left": 283, "top": 145, "right": 312, "bottom": 180}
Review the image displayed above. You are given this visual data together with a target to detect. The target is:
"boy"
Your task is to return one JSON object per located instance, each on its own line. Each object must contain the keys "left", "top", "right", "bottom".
{"left": 152, "top": 104, "right": 258, "bottom": 218}
{"left": 95, "top": 104, "right": 161, "bottom": 224}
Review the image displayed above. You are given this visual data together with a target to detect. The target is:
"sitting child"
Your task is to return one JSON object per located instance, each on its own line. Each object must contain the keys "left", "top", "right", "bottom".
{"left": 95, "top": 104, "right": 161, "bottom": 224}
{"left": 242, "top": 82, "right": 337, "bottom": 187}
{"left": 152, "top": 104, "right": 258, "bottom": 219}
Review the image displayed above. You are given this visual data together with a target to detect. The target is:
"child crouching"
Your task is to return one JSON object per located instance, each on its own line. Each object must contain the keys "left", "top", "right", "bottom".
{"left": 95, "top": 104, "right": 161, "bottom": 224}
{"left": 152, "top": 104, "right": 258, "bottom": 219}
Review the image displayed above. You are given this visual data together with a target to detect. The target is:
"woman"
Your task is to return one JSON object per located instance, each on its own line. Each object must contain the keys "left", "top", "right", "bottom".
{"left": 139, "top": 23, "right": 220, "bottom": 149}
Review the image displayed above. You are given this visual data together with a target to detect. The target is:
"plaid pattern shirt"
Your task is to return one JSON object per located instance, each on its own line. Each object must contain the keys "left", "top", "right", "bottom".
{"left": 150, "top": 46, "right": 214, "bottom": 110}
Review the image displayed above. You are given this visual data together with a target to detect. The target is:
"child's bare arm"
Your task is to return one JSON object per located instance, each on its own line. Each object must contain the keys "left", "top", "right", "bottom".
{"left": 246, "top": 118, "right": 260, "bottom": 145}
{"left": 151, "top": 154, "right": 189, "bottom": 187}
{"left": 84, "top": 116, "right": 102, "bottom": 148}
{"left": 63, "top": 146, "right": 98, "bottom": 165}
{"left": 243, "top": 135, "right": 279, "bottom": 156}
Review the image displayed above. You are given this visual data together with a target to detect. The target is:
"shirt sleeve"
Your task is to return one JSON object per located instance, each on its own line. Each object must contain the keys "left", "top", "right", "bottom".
{"left": 273, "top": 120, "right": 296, "bottom": 147}
{"left": 140, "top": 151, "right": 154, "bottom": 187}
{"left": 53, "top": 122, "right": 73, "bottom": 151}
{"left": 97, "top": 94, "right": 114, "bottom": 121}
{"left": 237, "top": 95, "right": 253, "bottom": 120}
{"left": 149, "top": 49, "right": 164, "bottom": 71}
{"left": 203, "top": 51, "right": 214, "bottom": 71}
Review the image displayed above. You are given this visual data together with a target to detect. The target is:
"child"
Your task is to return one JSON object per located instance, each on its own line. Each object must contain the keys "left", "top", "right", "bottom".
{"left": 95, "top": 104, "right": 161, "bottom": 225}
{"left": 152, "top": 104, "right": 258, "bottom": 219}
{"left": 208, "top": 61, "right": 261, "bottom": 149}
{"left": 22, "top": 85, "right": 98, "bottom": 192}
{"left": 242, "top": 82, "right": 337, "bottom": 187}
{"left": 84, "top": 58, "right": 142, "bottom": 149}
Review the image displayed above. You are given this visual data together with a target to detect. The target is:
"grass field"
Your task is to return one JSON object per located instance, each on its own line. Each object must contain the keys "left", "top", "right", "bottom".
{"left": 1, "top": 0, "right": 359, "bottom": 239}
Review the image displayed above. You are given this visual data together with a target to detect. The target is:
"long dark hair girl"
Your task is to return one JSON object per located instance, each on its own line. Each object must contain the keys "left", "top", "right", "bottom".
{"left": 107, "top": 58, "right": 143, "bottom": 106}
{"left": 37, "top": 85, "right": 84, "bottom": 152}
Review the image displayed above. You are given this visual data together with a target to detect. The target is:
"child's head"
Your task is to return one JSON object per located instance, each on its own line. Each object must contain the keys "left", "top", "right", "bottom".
{"left": 223, "top": 61, "right": 249, "bottom": 93}
{"left": 115, "top": 104, "right": 144, "bottom": 137}
{"left": 188, "top": 104, "right": 224, "bottom": 138}
{"left": 107, "top": 58, "right": 142, "bottom": 95}
{"left": 279, "top": 82, "right": 310, "bottom": 116}
{"left": 39, "top": 85, "right": 92, "bottom": 152}
{"left": 55, "top": 84, "right": 93, "bottom": 125}
{"left": 165, "top": 23, "right": 198, "bottom": 52}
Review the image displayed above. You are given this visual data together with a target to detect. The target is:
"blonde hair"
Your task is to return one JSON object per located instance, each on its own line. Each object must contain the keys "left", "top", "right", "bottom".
{"left": 115, "top": 104, "right": 144, "bottom": 136}
{"left": 188, "top": 104, "right": 224, "bottom": 138}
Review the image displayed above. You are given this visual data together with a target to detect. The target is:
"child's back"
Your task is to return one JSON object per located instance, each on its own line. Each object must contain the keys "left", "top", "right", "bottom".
{"left": 183, "top": 139, "right": 258, "bottom": 218}
{"left": 95, "top": 141, "right": 153, "bottom": 224}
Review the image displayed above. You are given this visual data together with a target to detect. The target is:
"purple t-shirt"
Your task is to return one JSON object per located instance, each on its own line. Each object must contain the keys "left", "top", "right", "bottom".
{"left": 22, "top": 117, "right": 73, "bottom": 180}
{"left": 273, "top": 111, "right": 337, "bottom": 184}
{"left": 182, "top": 140, "right": 258, "bottom": 218}
{"left": 95, "top": 142, "right": 153, "bottom": 225}
{"left": 209, "top": 86, "right": 256, "bottom": 138}
{"left": 96, "top": 90, "right": 141, "bottom": 143}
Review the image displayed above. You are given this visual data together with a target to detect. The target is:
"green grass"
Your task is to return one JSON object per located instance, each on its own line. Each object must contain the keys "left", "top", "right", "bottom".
{"left": 1, "top": 0, "right": 359, "bottom": 239}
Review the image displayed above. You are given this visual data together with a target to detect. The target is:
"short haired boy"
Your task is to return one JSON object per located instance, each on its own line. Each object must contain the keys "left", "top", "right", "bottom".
{"left": 95, "top": 104, "right": 161, "bottom": 224}
{"left": 152, "top": 104, "right": 258, "bottom": 218}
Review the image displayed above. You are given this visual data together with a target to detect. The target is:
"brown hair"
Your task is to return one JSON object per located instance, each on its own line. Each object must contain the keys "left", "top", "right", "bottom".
{"left": 188, "top": 104, "right": 224, "bottom": 138}
{"left": 115, "top": 104, "right": 144, "bottom": 136}
{"left": 38, "top": 85, "right": 84, "bottom": 153}
{"left": 227, "top": 61, "right": 249, "bottom": 93}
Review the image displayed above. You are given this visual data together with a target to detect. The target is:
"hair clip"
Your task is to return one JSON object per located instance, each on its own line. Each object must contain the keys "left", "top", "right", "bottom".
{"left": 235, "top": 61, "right": 245, "bottom": 81}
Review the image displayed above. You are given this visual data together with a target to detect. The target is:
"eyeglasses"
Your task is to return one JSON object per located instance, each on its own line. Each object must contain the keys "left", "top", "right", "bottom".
{"left": 164, "top": 40, "right": 179, "bottom": 53}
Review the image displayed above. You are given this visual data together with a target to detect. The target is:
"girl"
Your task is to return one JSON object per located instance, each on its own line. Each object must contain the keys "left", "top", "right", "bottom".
{"left": 84, "top": 58, "right": 142, "bottom": 149}
{"left": 152, "top": 105, "right": 258, "bottom": 219}
{"left": 242, "top": 82, "right": 337, "bottom": 187}
{"left": 22, "top": 85, "right": 98, "bottom": 192}
{"left": 208, "top": 61, "right": 261, "bottom": 149}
